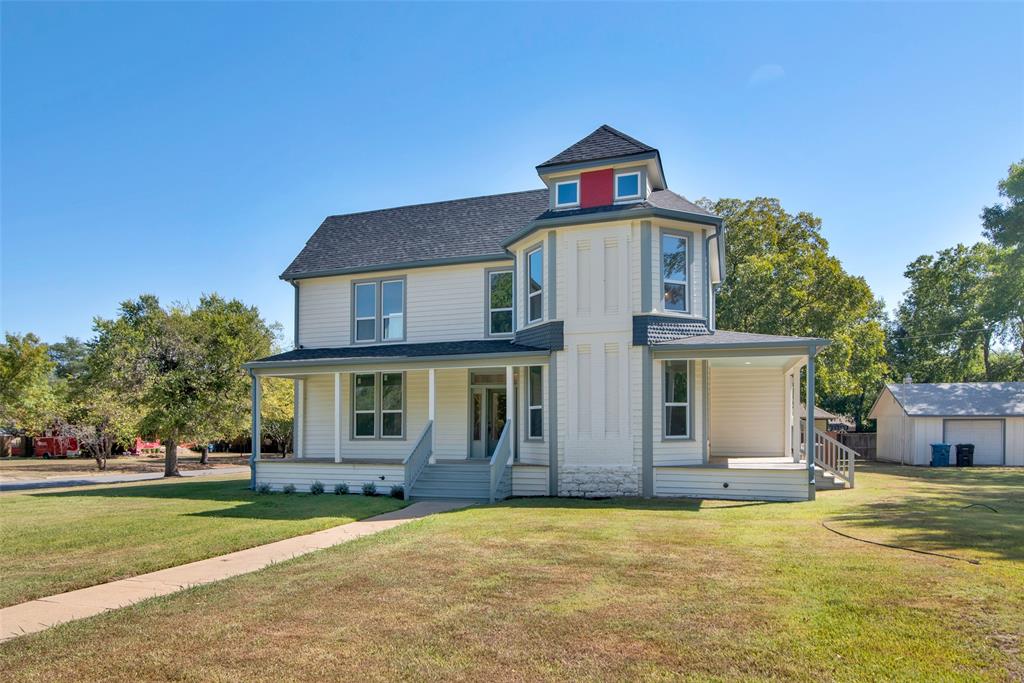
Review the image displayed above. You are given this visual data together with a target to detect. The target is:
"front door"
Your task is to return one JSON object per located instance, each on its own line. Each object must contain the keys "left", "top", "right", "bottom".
{"left": 470, "top": 387, "right": 507, "bottom": 458}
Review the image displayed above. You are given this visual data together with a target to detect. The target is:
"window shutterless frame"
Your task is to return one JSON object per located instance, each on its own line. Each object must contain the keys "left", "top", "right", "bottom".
{"left": 352, "top": 373, "right": 377, "bottom": 439}
{"left": 614, "top": 171, "right": 641, "bottom": 201}
{"left": 350, "top": 372, "right": 405, "bottom": 440}
{"left": 526, "top": 365, "right": 543, "bottom": 440}
{"left": 526, "top": 245, "right": 544, "bottom": 325}
{"left": 663, "top": 361, "right": 692, "bottom": 439}
{"left": 554, "top": 180, "right": 580, "bottom": 208}
{"left": 351, "top": 276, "right": 406, "bottom": 344}
{"left": 485, "top": 267, "right": 514, "bottom": 337}
{"left": 660, "top": 230, "right": 689, "bottom": 314}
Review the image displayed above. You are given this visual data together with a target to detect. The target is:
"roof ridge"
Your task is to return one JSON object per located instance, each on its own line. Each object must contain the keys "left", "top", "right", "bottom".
{"left": 323, "top": 188, "right": 547, "bottom": 221}
{"left": 599, "top": 124, "right": 655, "bottom": 152}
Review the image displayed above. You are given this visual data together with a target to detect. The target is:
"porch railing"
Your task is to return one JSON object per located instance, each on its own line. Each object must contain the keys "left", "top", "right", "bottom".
{"left": 800, "top": 420, "right": 856, "bottom": 488}
{"left": 488, "top": 421, "right": 513, "bottom": 504}
{"left": 403, "top": 420, "right": 433, "bottom": 496}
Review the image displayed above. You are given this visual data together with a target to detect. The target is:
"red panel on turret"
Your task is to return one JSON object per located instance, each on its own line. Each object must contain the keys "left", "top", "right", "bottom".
{"left": 580, "top": 168, "right": 614, "bottom": 208}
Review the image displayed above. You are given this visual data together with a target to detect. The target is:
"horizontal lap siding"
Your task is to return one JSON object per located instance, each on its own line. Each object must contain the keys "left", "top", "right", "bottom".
{"left": 653, "top": 359, "right": 704, "bottom": 465}
{"left": 709, "top": 367, "right": 784, "bottom": 457}
{"left": 255, "top": 462, "right": 404, "bottom": 493}
{"left": 654, "top": 467, "right": 808, "bottom": 501}
{"left": 433, "top": 369, "right": 468, "bottom": 459}
{"left": 1006, "top": 418, "right": 1024, "bottom": 466}
{"left": 303, "top": 376, "right": 335, "bottom": 457}
{"left": 513, "top": 465, "right": 549, "bottom": 496}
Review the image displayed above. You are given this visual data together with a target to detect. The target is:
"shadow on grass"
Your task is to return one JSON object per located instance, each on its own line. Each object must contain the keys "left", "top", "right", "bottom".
{"left": 30, "top": 478, "right": 401, "bottom": 522}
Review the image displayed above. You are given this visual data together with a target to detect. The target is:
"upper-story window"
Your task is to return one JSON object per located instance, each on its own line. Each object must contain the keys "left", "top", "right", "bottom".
{"left": 661, "top": 233, "right": 688, "bottom": 313}
{"left": 353, "top": 278, "right": 405, "bottom": 343}
{"left": 527, "top": 246, "right": 544, "bottom": 324}
{"left": 555, "top": 180, "right": 579, "bottom": 208}
{"left": 487, "top": 269, "right": 514, "bottom": 336}
{"left": 615, "top": 172, "right": 641, "bottom": 201}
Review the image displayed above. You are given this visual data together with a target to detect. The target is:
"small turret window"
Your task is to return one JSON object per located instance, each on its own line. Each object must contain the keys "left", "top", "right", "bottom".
{"left": 555, "top": 180, "right": 579, "bottom": 208}
{"left": 615, "top": 172, "right": 641, "bottom": 200}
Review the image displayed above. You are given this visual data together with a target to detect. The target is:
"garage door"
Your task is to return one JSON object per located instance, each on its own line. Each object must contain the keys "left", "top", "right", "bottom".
{"left": 944, "top": 419, "right": 1004, "bottom": 465}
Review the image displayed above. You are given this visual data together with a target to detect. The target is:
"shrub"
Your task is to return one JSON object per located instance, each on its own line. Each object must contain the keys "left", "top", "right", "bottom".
{"left": 255, "top": 483, "right": 272, "bottom": 495}
{"left": 361, "top": 481, "right": 377, "bottom": 496}
{"left": 334, "top": 482, "right": 349, "bottom": 495}
{"left": 282, "top": 483, "right": 296, "bottom": 495}
{"left": 389, "top": 484, "right": 405, "bottom": 500}
{"left": 310, "top": 480, "right": 325, "bottom": 495}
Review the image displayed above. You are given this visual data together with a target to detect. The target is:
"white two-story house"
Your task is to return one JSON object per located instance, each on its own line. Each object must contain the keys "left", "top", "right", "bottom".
{"left": 246, "top": 125, "right": 856, "bottom": 502}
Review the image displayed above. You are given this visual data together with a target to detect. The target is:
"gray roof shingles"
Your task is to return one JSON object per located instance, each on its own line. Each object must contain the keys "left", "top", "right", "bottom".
{"left": 654, "top": 329, "right": 828, "bottom": 347}
{"left": 535, "top": 189, "right": 716, "bottom": 223}
{"left": 252, "top": 339, "right": 547, "bottom": 365}
{"left": 886, "top": 382, "right": 1024, "bottom": 417}
{"left": 538, "top": 125, "right": 656, "bottom": 168}
{"left": 281, "top": 189, "right": 549, "bottom": 280}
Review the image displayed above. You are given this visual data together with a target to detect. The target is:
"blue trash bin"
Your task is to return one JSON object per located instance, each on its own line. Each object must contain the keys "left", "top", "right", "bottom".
{"left": 930, "top": 443, "right": 951, "bottom": 467}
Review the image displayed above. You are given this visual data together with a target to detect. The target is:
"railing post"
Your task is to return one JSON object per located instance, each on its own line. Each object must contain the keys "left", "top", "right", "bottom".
{"left": 428, "top": 369, "right": 436, "bottom": 453}
{"left": 805, "top": 350, "right": 816, "bottom": 501}
{"left": 506, "top": 366, "right": 515, "bottom": 463}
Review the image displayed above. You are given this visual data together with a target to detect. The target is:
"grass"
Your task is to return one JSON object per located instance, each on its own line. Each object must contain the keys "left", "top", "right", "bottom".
{"left": 2, "top": 463, "right": 1022, "bottom": 681}
{"left": 0, "top": 451, "right": 250, "bottom": 480}
{"left": 0, "top": 474, "right": 405, "bottom": 608}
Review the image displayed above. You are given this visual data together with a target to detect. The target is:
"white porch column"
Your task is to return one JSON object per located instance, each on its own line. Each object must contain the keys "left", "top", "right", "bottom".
{"left": 294, "top": 379, "right": 305, "bottom": 459}
{"left": 427, "top": 368, "right": 436, "bottom": 450}
{"left": 805, "top": 350, "right": 817, "bottom": 500}
{"left": 252, "top": 375, "right": 261, "bottom": 461}
{"left": 506, "top": 365, "right": 515, "bottom": 461}
{"left": 333, "top": 372, "right": 342, "bottom": 463}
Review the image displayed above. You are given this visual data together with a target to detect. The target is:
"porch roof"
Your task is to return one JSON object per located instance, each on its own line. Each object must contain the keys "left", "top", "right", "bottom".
{"left": 653, "top": 329, "right": 829, "bottom": 352}
{"left": 246, "top": 339, "right": 549, "bottom": 370}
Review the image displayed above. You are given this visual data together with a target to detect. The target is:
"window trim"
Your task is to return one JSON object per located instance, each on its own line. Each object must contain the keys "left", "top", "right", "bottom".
{"left": 614, "top": 171, "right": 642, "bottom": 202}
{"left": 526, "top": 365, "right": 544, "bottom": 441}
{"left": 484, "top": 267, "right": 515, "bottom": 338}
{"left": 554, "top": 179, "right": 580, "bottom": 209}
{"left": 351, "top": 276, "right": 407, "bottom": 344}
{"left": 350, "top": 371, "right": 406, "bottom": 441}
{"left": 662, "top": 360, "right": 693, "bottom": 441}
{"left": 525, "top": 244, "right": 544, "bottom": 325}
{"left": 353, "top": 281, "right": 378, "bottom": 343}
{"left": 659, "top": 229, "right": 691, "bottom": 314}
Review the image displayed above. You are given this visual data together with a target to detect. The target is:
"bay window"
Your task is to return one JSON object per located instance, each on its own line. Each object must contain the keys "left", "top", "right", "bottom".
{"left": 487, "top": 269, "right": 514, "bottom": 336}
{"left": 527, "top": 246, "right": 543, "bottom": 324}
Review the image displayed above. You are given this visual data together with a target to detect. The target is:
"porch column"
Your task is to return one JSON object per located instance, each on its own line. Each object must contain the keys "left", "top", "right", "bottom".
{"left": 428, "top": 368, "right": 436, "bottom": 451}
{"left": 334, "top": 372, "right": 342, "bottom": 463}
{"left": 251, "top": 373, "right": 261, "bottom": 461}
{"left": 506, "top": 365, "right": 515, "bottom": 461}
{"left": 805, "top": 348, "right": 817, "bottom": 501}
{"left": 295, "top": 378, "right": 305, "bottom": 459}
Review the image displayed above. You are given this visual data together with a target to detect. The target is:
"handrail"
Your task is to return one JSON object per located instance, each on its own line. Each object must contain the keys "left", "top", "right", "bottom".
{"left": 488, "top": 421, "right": 513, "bottom": 503}
{"left": 403, "top": 420, "right": 433, "bottom": 496}
{"left": 800, "top": 419, "right": 856, "bottom": 488}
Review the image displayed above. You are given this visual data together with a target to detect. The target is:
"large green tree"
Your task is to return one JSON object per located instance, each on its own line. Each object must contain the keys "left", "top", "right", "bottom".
{"left": 700, "top": 197, "right": 889, "bottom": 428}
{"left": 0, "top": 333, "right": 59, "bottom": 452}
{"left": 981, "top": 159, "right": 1024, "bottom": 362}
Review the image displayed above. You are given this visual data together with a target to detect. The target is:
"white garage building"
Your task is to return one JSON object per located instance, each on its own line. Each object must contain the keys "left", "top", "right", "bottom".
{"left": 869, "top": 382, "right": 1024, "bottom": 466}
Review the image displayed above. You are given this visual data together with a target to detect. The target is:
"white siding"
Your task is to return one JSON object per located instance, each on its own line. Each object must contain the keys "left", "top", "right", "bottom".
{"left": 297, "top": 261, "right": 507, "bottom": 348}
{"left": 432, "top": 369, "right": 468, "bottom": 460}
{"left": 255, "top": 461, "right": 404, "bottom": 493}
{"left": 512, "top": 465, "right": 549, "bottom": 496}
{"left": 1006, "top": 417, "right": 1024, "bottom": 467}
{"left": 654, "top": 467, "right": 808, "bottom": 501}
{"left": 517, "top": 365, "right": 549, "bottom": 466}
{"left": 709, "top": 366, "right": 785, "bottom": 457}
{"left": 872, "top": 390, "right": 910, "bottom": 464}
{"left": 911, "top": 418, "right": 944, "bottom": 466}
{"left": 652, "top": 359, "right": 705, "bottom": 466}
{"left": 302, "top": 375, "right": 335, "bottom": 458}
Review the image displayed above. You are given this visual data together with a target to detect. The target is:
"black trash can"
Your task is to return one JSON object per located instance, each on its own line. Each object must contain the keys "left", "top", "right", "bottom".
{"left": 955, "top": 443, "right": 975, "bottom": 467}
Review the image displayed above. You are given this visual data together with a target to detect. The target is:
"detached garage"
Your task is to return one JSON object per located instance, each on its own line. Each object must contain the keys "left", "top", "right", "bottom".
{"left": 868, "top": 382, "right": 1024, "bottom": 466}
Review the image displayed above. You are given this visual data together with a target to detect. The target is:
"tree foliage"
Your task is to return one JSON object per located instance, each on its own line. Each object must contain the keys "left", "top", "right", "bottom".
{"left": 0, "top": 333, "right": 59, "bottom": 439}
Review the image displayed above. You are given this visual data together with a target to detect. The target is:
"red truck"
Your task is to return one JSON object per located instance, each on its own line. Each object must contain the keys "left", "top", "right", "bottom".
{"left": 32, "top": 436, "right": 80, "bottom": 458}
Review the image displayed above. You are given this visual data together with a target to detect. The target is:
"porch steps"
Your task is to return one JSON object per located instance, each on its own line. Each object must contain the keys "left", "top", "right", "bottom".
{"left": 815, "top": 467, "right": 850, "bottom": 491}
{"left": 410, "top": 461, "right": 491, "bottom": 502}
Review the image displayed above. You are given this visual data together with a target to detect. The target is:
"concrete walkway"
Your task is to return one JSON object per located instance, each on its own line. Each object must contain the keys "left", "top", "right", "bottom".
{"left": 0, "top": 499, "right": 470, "bottom": 642}
{"left": 0, "top": 466, "right": 250, "bottom": 492}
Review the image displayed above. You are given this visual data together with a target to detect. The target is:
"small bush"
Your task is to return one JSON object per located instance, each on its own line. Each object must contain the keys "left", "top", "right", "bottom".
{"left": 389, "top": 484, "right": 405, "bottom": 500}
{"left": 361, "top": 481, "right": 377, "bottom": 496}
{"left": 334, "top": 482, "right": 349, "bottom": 495}
{"left": 310, "top": 480, "right": 325, "bottom": 495}
{"left": 282, "top": 483, "right": 296, "bottom": 495}
{"left": 255, "top": 483, "right": 272, "bottom": 495}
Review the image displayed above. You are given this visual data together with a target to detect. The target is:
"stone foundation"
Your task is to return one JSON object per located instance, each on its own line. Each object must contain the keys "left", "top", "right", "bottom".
{"left": 558, "top": 466, "right": 640, "bottom": 497}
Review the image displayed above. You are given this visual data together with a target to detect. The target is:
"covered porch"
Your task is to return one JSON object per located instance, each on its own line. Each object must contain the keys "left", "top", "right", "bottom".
{"left": 246, "top": 342, "right": 554, "bottom": 502}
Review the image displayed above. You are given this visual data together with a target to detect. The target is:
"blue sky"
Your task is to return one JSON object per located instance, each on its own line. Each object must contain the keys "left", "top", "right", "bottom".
{"left": 3, "top": 1, "right": 1022, "bottom": 345}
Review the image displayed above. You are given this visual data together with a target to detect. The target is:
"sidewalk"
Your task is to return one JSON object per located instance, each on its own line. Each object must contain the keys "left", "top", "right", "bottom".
{"left": 0, "top": 499, "right": 470, "bottom": 642}
{"left": 0, "top": 466, "right": 250, "bottom": 492}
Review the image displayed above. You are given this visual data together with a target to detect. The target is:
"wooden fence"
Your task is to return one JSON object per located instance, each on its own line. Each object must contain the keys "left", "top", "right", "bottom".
{"left": 838, "top": 432, "right": 877, "bottom": 460}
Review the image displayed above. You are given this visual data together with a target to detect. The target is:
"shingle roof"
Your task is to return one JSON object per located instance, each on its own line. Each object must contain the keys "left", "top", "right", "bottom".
{"left": 538, "top": 125, "right": 657, "bottom": 169}
{"left": 281, "top": 190, "right": 549, "bottom": 280}
{"left": 653, "top": 329, "right": 828, "bottom": 348}
{"left": 534, "top": 189, "right": 716, "bottom": 224}
{"left": 633, "top": 316, "right": 711, "bottom": 345}
{"left": 250, "top": 340, "right": 548, "bottom": 366}
{"left": 885, "top": 382, "right": 1024, "bottom": 417}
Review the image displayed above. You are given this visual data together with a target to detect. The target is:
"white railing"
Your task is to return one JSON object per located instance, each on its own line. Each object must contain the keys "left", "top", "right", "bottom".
{"left": 403, "top": 421, "right": 433, "bottom": 496}
{"left": 488, "top": 421, "right": 513, "bottom": 503}
{"left": 800, "top": 420, "right": 856, "bottom": 488}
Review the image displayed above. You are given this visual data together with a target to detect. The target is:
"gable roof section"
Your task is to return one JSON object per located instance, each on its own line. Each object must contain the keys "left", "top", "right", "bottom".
{"left": 537, "top": 125, "right": 657, "bottom": 169}
{"left": 879, "top": 382, "right": 1024, "bottom": 417}
{"left": 281, "top": 189, "right": 549, "bottom": 280}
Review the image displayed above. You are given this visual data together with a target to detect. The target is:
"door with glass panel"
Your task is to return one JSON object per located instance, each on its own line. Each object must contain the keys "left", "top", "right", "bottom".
{"left": 469, "top": 386, "right": 507, "bottom": 458}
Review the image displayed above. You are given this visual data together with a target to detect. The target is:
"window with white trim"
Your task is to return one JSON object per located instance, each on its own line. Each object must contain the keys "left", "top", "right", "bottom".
{"left": 353, "top": 278, "right": 405, "bottom": 343}
{"left": 664, "top": 362, "right": 689, "bottom": 438}
{"left": 527, "top": 366, "right": 543, "bottom": 439}
{"left": 615, "top": 171, "right": 641, "bottom": 201}
{"left": 352, "top": 372, "right": 404, "bottom": 439}
{"left": 555, "top": 180, "right": 579, "bottom": 208}
{"left": 527, "top": 247, "right": 544, "bottom": 324}
{"left": 487, "top": 269, "right": 513, "bottom": 335}
{"left": 661, "top": 233, "right": 688, "bottom": 313}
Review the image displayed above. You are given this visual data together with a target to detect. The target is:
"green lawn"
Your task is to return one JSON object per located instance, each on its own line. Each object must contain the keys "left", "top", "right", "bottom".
{"left": 2, "top": 464, "right": 1022, "bottom": 681}
{"left": 0, "top": 474, "right": 405, "bottom": 608}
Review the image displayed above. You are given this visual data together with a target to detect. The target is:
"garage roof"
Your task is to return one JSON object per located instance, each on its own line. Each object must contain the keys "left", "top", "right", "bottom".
{"left": 884, "top": 382, "right": 1024, "bottom": 417}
